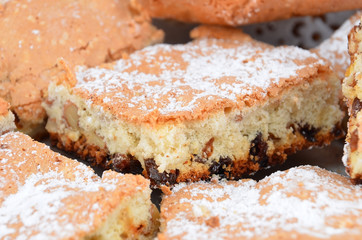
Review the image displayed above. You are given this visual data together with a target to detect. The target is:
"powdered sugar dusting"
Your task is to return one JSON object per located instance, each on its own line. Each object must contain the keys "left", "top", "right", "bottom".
{"left": 316, "top": 12, "right": 361, "bottom": 79}
{"left": 74, "top": 38, "right": 325, "bottom": 123}
{"left": 0, "top": 132, "right": 124, "bottom": 239}
{"left": 162, "top": 166, "right": 362, "bottom": 239}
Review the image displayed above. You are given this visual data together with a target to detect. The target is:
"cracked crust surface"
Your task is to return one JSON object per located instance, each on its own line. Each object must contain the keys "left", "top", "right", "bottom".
{"left": 0, "top": 0, "right": 163, "bottom": 137}
{"left": 142, "top": 0, "right": 362, "bottom": 26}
{"left": 0, "top": 132, "right": 159, "bottom": 239}
{"left": 56, "top": 25, "right": 335, "bottom": 125}
{"left": 158, "top": 166, "right": 362, "bottom": 240}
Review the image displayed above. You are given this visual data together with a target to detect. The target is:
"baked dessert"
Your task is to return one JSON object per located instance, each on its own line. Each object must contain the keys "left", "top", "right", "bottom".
{"left": 143, "top": 0, "right": 362, "bottom": 26}
{"left": 343, "top": 17, "right": 362, "bottom": 184}
{"left": 315, "top": 12, "right": 362, "bottom": 80}
{"left": 158, "top": 166, "right": 362, "bottom": 239}
{"left": 44, "top": 26, "right": 344, "bottom": 186}
{"left": 0, "top": 98, "right": 15, "bottom": 134}
{"left": 0, "top": 0, "right": 163, "bottom": 138}
{"left": 0, "top": 131, "right": 159, "bottom": 239}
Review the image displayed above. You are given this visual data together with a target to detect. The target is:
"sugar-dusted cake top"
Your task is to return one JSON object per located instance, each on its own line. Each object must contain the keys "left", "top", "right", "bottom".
{"left": 159, "top": 166, "right": 362, "bottom": 239}
{"left": 69, "top": 26, "right": 328, "bottom": 125}
{"left": 315, "top": 12, "right": 361, "bottom": 79}
{"left": 0, "top": 0, "right": 163, "bottom": 127}
{"left": 0, "top": 132, "right": 150, "bottom": 239}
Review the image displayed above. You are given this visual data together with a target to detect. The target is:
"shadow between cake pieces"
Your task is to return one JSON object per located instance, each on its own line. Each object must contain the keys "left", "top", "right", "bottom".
{"left": 0, "top": 131, "right": 159, "bottom": 240}
{"left": 44, "top": 25, "right": 345, "bottom": 186}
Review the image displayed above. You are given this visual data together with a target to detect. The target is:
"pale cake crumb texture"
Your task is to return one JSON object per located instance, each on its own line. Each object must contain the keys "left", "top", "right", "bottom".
{"left": 159, "top": 166, "right": 362, "bottom": 240}
{"left": 0, "top": 132, "right": 157, "bottom": 240}
{"left": 44, "top": 26, "right": 343, "bottom": 179}
{"left": 342, "top": 16, "right": 362, "bottom": 181}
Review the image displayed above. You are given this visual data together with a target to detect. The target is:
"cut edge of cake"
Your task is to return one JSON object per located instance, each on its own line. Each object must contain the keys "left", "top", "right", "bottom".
{"left": 44, "top": 26, "right": 344, "bottom": 186}
{"left": 342, "top": 17, "right": 362, "bottom": 183}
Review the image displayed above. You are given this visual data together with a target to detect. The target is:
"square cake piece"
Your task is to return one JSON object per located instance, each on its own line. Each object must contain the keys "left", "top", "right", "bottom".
{"left": 343, "top": 17, "right": 362, "bottom": 184}
{"left": 44, "top": 26, "right": 344, "bottom": 186}
{"left": 0, "top": 132, "right": 159, "bottom": 239}
{"left": 0, "top": 98, "right": 15, "bottom": 134}
{"left": 158, "top": 166, "right": 362, "bottom": 239}
{"left": 0, "top": 0, "right": 163, "bottom": 138}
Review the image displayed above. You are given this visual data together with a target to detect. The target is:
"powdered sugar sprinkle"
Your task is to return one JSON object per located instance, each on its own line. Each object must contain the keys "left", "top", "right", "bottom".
{"left": 74, "top": 38, "right": 324, "bottom": 120}
{"left": 0, "top": 132, "right": 120, "bottom": 239}
{"left": 162, "top": 166, "right": 362, "bottom": 239}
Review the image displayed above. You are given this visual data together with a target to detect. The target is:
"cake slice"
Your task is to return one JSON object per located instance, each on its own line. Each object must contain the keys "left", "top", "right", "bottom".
{"left": 158, "top": 166, "right": 362, "bottom": 239}
{"left": 143, "top": 0, "right": 362, "bottom": 26}
{"left": 0, "top": 0, "right": 163, "bottom": 138}
{"left": 0, "top": 98, "right": 15, "bottom": 134}
{"left": 343, "top": 17, "right": 362, "bottom": 184}
{"left": 44, "top": 26, "right": 344, "bottom": 186}
{"left": 314, "top": 12, "right": 362, "bottom": 80}
{"left": 0, "top": 132, "right": 159, "bottom": 239}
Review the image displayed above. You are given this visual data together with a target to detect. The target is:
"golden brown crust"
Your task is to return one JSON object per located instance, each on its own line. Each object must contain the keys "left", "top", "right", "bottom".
{"left": 49, "top": 123, "right": 342, "bottom": 186}
{"left": 0, "top": 0, "right": 163, "bottom": 135}
{"left": 144, "top": 0, "right": 362, "bottom": 26}
{"left": 68, "top": 25, "right": 331, "bottom": 126}
{"left": 0, "top": 97, "right": 9, "bottom": 116}
{"left": 159, "top": 166, "right": 362, "bottom": 239}
{"left": 0, "top": 132, "right": 157, "bottom": 239}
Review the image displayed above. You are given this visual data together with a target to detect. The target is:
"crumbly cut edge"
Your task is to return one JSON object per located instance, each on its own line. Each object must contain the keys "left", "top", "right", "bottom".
{"left": 342, "top": 19, "right": 362, "bottom": 183}
{"left": 85, "top": 173, "right": 160, "bottom": 240}
{"left": 44, "top": 71, "right": 344, "bottom": 186}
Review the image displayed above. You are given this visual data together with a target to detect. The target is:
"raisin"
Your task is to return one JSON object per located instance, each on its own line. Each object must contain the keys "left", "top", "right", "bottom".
{"left": 144, "top": 158, "right": 179, "bottom": 186}
{"left": 350, "top": 129, "right": 359, "bottom": 152}
{"left": 209, "top": 156, "right": 232, "bottom": 177}
{"left": 249, "top": 133, "right": 268, "bottom": 168}
{"left": 332, "top": 124, "right": 344, "bottom": 138}
{"left": 107, "top": 154, "right": 143, "bottom": 174}
{"left": 193, "top": 154, "right": 206, "bottom": 163}
{"left": 299, "top": 124, "right": 320, "bottom": 142}
{"left": 352, "top": 98, "right": 362, "bottom": 118}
